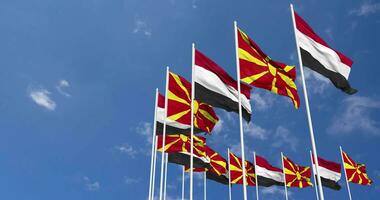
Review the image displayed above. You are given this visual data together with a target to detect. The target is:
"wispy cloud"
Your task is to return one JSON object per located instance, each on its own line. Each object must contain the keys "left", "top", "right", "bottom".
{"left": 328, "top": 96, "right": 380, "bottom": 135}
{"left": 114, "top": 143, "right": 138, "bottom": 158}
{"left": 251, "top": 92, "right": 274, "bottom": 111}
{"left": 83, "top": 176, "right": 100, "bottom": 191}
{"left": 301, "top": 67, "right": 330, "bottom": 94}
{"left": 244, "top": 122, "right": 269, "bottom": 140}
{"left": 325, "top": 27, "right": 333, "bottom": 40}
{"left": 272, "top": 126, "right": 298, "bottom": 152}
{"left": 136, "top": 122, "right": 153, "bottom": 143}
{"left": 56, "top": 79, "right": 71, "bottom": 97}
{"left": 350, "top": 1, "right": 380, "bottom": 16}
{"left": 261, "top": 187, "right": 292, "bottom": 198}
{"left": 124, "top": 177, "right": 141, "bottom": 184}
{"left": 133, "top": 19, "right": 152, "bottom": 37}
{"left": 212, "top": 118, "right": 224, "bottom": 134}
{"left": 29, "top": 88, "right": 56, "bottom": 111}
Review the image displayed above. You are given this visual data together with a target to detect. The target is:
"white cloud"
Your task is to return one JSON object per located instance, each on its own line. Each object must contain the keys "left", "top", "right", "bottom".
{"left": 136, "top": 122, "right": 153, "bottom": 143}
{"left": 251, "top": 92, "right": 274, "bottom": 111}
{"left": 191, "top": 0, "right": 197, "bottom": 9}
{"left": 212, "top": 118, "right": 224, "bottom": 134}
{"left": 133, "top": 19, "right": 152, "bottom": 37}
{"left": 114, "top": 143, "right": 138, "bottom": 158}
{"left": 272, "top": 126, "right": 298, "bottom": 152}
{"left": 301, "top": 67, "right": 330, "bottom": 94}
{"left": 29, "top": 88, "right": 56, "bottom": 111}
{"left": 124, "top": 177, "right": 141, "bottom": 184}
{"left": 261, "top": 187, "right": 292, "bottom": 198}
{"left": 56, "top": 79, "right": 71, "bottom": 97}
{"left": 83, "top": 176, "right": 100, "bottom": 191}
{"left": 325, "top": 28, "right": 333, "bottom": 40}
{"left": 350, "top": 1, "right": 380, "bottom": 16}
{"left": 244, "top": 122, "right": 269, "bottom": 140}
{"left": 328, "top": 96, "right": 380, "bottom": 135}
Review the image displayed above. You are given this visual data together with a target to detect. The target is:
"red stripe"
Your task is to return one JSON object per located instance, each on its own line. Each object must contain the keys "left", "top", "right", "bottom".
{"left": 312, "top": 156, "right": 341, "bottom": 174}
{"left": 256, "top": 155, "right": 282, "bottom": 172}
{"left": 195, "top": 49, "right": 251, "bottom": 99}
{"left": 158, "top": 93, "right": 165, "bottom": 108}
{"left": 294, "top": 11, "right": 353, "bottom": 67}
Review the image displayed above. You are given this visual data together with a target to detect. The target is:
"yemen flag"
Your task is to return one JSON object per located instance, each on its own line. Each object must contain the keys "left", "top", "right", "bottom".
{"left": 294, "top": 11, "right": 357, "bottom": 94}
{"left": 283, "top": 156, "right": 313, "bottom": 188}
{"left": 168, "top": 72, "right": 219, "bottom": 134}
{"left": 185, "top": 146, "right": 229, "bottom": 185}
{"left": 312, "top": 156, "right": 342, "bottom": 190}
{"left": 237, "top": 27, "right": 300, "bottom": 108}
{"left": 157, "top": 134, "right": 210, "bottom": 168}
{"left": 229, "top": 152, "right": 256, "bottom": 186}
{"left": 255, "top": 155, "right": 284, "bottom": 187}
{"left": 194, "top": 49, "right": 252, "bottom": 122}
{"left": 342, "top": 150, "right": 373, "bottom": 185}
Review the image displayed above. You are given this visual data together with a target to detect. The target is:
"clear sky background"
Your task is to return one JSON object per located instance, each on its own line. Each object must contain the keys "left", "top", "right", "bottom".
{"left": 0, "top": 0, "right": 380, "bottom": 199}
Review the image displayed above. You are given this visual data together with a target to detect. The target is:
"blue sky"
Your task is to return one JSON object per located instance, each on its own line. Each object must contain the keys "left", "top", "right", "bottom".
{"left": 0, "top": 0, "right": 380, "bottom": 199}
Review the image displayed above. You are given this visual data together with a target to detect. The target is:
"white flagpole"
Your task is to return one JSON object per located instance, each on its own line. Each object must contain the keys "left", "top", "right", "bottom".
{"left": 148, "top": 89, "right": 159, "bottom": 200}
{"left": 228, "top": 148, "right": 232, "bottom": 200}
{"left": 340, "top": 146, "right": 353, "bottom": 200}
{"left": 204, "top": 171, "right": 207, "bottom": 200}
{"left": 281, "top": 152, "right": 288, "bottom": 200}
{"left": 151, "top": 135, "right": 158, "bottom": 200}
{"left": 190, "top": 43, "right": 195, "bottom": 200}
{"left": 253, "top": 152, "right": 259, "bottom": 200}
{"left": 163, "top": 154, "right": 168, "bottom": 200}
{"left": 159, "top": 67, "right": 170, "bottom": 200}
{"left": 289, "top": 4, "right": 325, "bottom": 200}
{"left": 182, "top": 166, "right": 185, "bottom": 200}
{"left": 233, "top": 20, "right": 248, "bottom": 200}
{"left": 310, "top": 150, "right": 320, "bottom": 200}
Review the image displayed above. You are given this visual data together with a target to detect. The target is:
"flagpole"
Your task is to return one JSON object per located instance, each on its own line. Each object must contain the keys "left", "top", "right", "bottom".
{"left": 182, "top": 166, "right": 185, "bottom": 200}
{"left": 148, "top": 89, "right": 159, "bottom": 200}
{"left": 151, "top": 135, "right": 158, "bottom": 200}
{"left": 204, "top": 171, "right": 207, "bottom": 200}
{"left": 228, "top": 148, "right": 232, "bottom": 200}
{"left": 163, "top": 153, "right": 168, "bottom": 200}
{"left": 290, "top": 4, "right": 325, "bottom": 200}
{"left": 190, "top": 43, "right": 195, "bottom": 200}
{"left": 234, "top": 20, "right": 248, "bottom": 200}
{"left": 340, "top": 146, "right": 353, "bottom": 200}
{"left": 159, "top": 66, "right": 170, "bottom": 200}
{"left": 281, "top": 152, "right": 288, "bottom": 200}
{"left": 253, "top": 152, "right": 259, "bottom": 200}
{"left": 310, "top": 150, "right": 320, "bottom": 200}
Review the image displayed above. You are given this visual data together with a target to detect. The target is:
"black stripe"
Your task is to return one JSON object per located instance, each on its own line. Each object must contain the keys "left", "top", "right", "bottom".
{"left": 168, "top": 153, "right": 210, "bottom": 169}
{"left": 195, "top": 83, "right": 251, "bottom": 122}
{"left": 206, "top": 172, "right": 229, "bottom": 185}
{"left": 155, "top": 122, "right": 203, "bottom": 136}
{"left": 300, "top": 48, "right": 357, "bottom": 95}
{"left": 257, "top": 176, "right": 284, "bottom": 187}
{"left": 315, "top": 176, "right": 341, "bottom": 190}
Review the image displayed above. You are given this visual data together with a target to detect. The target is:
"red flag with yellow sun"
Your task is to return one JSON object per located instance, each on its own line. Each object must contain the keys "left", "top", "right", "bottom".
{"left": 237, "top": 27, "right": 300, "bottom": 108}
{"left": 168, "top": 72, "right": 219, "bottom": 134}
{"left": 283, "top": 155, "right": 313, "bottom": 188}
{"left": 341, "top": 150, "right": 373, "bottom": 185}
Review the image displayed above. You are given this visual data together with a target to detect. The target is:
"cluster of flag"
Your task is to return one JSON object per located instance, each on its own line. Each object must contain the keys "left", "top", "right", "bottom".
{"left": 147, "top": 4, "right": 371, "bottom": 200}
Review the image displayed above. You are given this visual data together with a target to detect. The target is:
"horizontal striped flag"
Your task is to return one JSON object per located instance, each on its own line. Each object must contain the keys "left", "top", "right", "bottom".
{"left": 294, "top": 11, "right": 357, "bottom": 94}
{"left": 255, "top": 154, "right": 284, "bottom": 187}
{"left": 194, "top": 48, "right": 252, "bottom": 122}
{"left": 311, "top": 155, "right": 342, "bottom": 190}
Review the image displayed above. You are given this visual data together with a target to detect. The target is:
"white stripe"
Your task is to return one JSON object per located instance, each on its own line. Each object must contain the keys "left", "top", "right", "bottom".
{"left": 313, "top": 164, "right": 341, "bottom": 182}
{"left": 180, "top": 151, "right": 211, "bottom": 164}
{"left": 194, "top": 65, "right": 252, "bottom": 114}
{"left": 157, "top": 107, "right": 191, "bottom": 130}
{"left": 256, "top": 165, "right": 284, "bottom": 183}
{"left": 296, "top": 30, "right": 351, "bottom": 79}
